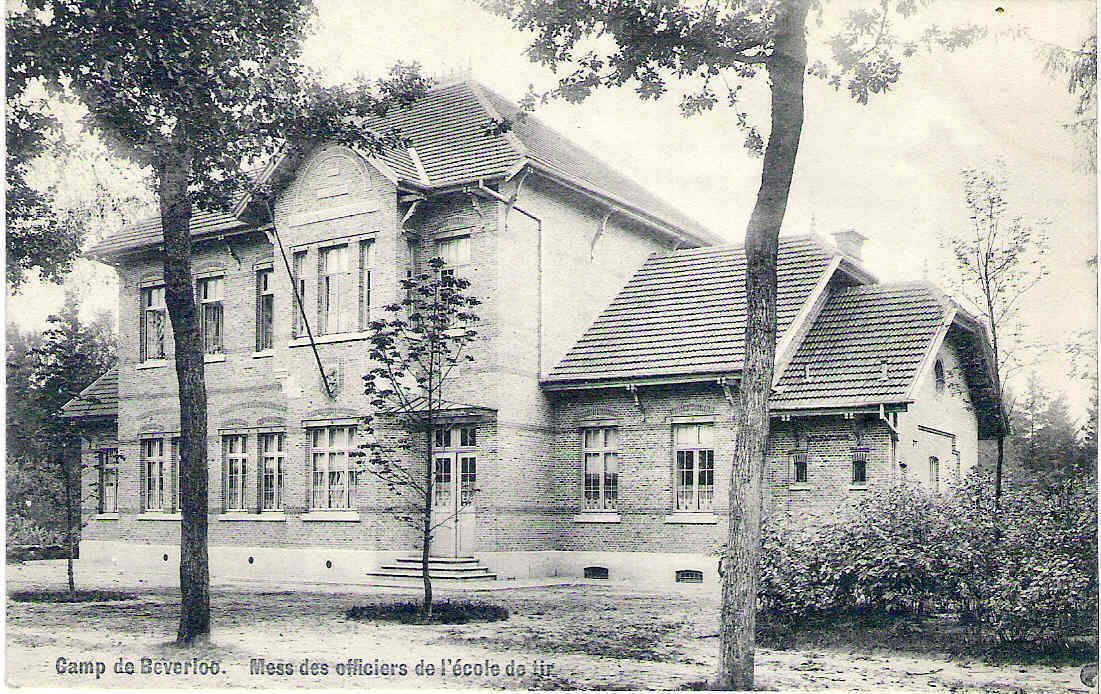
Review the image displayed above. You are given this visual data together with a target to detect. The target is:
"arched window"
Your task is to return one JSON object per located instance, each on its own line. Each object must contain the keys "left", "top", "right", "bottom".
{"left": 934, "top": 360, "right": 946, "bottom": 394}
{"left": 928, "top": 456, "right": 940, "bottom": 491}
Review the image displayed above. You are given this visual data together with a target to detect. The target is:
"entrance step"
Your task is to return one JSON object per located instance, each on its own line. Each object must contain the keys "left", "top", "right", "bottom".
{"left": 366, "top": 556, "right": 497, "bottom": 581}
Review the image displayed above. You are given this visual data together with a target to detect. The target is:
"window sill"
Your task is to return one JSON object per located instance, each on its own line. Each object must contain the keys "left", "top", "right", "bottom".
{"left": 204, "top": 353, "right": 226, "bottom": 363}
{"left": 218, "top": 512, "right": 287, "bottom": 522}
{"left": 137, "top": 512, "right": 181, "bottom": 521}
{"left": 290, "top": 332, "right": 370, "bottom": 348}
{"left": 572, "top": 512, "right": 621, "bottom": 524}
{"left": 849, "top": 484, "right": 869, "bottom": 491}
{"left": 664, "top": 512, "right": 718, "bottom": 525}
{"left": 94, "top": 513, "right": 120, "bottom": 520}
{"left": 788, "top": 484, "right": 812, "bottom": 491}
{"left": 252, "top": 351, "right": 274, "bottom": 359}
{"left": 301, "top": 510, "right": 360, "bottom": 522}
{"left": 136, "top": 360, "right": 168, "bottom": 370}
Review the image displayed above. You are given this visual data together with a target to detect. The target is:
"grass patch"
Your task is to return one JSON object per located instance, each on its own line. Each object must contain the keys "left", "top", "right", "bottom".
{"left": 346, "top": 600, "right": 508, "bottom": 625}
{"left": 10, "top": 589, "right": 137, "bottom": 603}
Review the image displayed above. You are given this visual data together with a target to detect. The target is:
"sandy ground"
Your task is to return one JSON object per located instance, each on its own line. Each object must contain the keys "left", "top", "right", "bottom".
{"left": 4, "top": 560, "right": 1093, "bottom": 691}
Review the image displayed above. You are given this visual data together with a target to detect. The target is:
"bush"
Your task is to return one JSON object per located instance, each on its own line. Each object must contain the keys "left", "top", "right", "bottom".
{"left": 757, "top": 472, "right": 1098, "bottom": 644}
{"left": 10, "top": 590, "right": 136, "bottom": 603}
{"left": 346, "top": 600, "right": 509, "bottom": 624}
{"left": 6, "top": 516, "right": 65, "bottom": 546}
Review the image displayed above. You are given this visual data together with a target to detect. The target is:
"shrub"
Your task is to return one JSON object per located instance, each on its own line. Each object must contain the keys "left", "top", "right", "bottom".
{"left": 758, "top": 471, "right": 1098, "bottom": 645}
{"left": 346, "top": 600, "right": 509, "bottom": 624}
{"left": 6, "top": 516, "right": 65, "bottom": 546}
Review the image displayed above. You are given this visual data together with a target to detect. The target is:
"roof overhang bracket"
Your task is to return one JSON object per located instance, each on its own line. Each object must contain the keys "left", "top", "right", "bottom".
{"left": 217, "top": 235, "right": 242, "bottom": 268}
{"left": 626, "top": 384, "right": 645, "bottom": 415}
{"left": 400, "top": 194, "right": 426, "bottom": 231}
{"left": 879, "top": 403, "right": 900, "bottom": 441}
{"left": 717, "top": 376, "right": 736, "bottom": 408}
{"left": 591, "top": 210, "right": 613, "bottom": 260}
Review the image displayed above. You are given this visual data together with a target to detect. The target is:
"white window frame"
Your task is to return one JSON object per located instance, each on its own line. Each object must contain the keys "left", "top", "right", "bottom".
{"left": 291, "top": 250, "right": 308, "bottom": 338}
{"left": 197, "top": 275, "right": 225, "bottom": 354}
{"left": 432, "top": 426, "right": 477, "bottom": 508}
{"left": 929, "top": 456, "right": 940, "bottom": 491}
{"left": 140, "top": 285, "right": 167, "bottom": 362}
{"left": 581, "top": 427, "right": 619, "bottom": 511}
{"left": 97, "top": 449, "right": 118, "bottom": 513}
{"left": 141, "top": 438, "right": 167, "bottom": 511}
{"left": 673, "top": 423, "right": 715, "bottom": 511}
{"left": 224, "top": 434, "right": 248, "bottom": 511}
{"left": 292, "top": 235, "right": 375, "bottom": 340}
{"left": 435, "top": 235, "right": 471, "bottom": 278}
{"left": 256, "top": 267, "right": 274, "bottom": 352}
{"left": 319, "top": 243, "right": 352, "bottom": 335}
{"left": 791, "top": 449, "right": 809, "bottom": 484}
{"left": 260, "top": 432, "right": 285, "bottom": 511}
{"left": 308, "top": 425, "right": 357, "bottom": 510}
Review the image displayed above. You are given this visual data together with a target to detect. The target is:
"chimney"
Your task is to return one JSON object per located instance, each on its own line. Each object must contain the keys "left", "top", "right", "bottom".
{"left": 831, "top": 229, "right": 867, "bottom": 261}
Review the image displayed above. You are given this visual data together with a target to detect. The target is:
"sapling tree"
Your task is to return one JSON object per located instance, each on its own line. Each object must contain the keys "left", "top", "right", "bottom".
{"left": 9, "top": 0, "right": 430, "bottom": 641}
{"left": 483, "top": 0, "right": 981, "bottom": 687}
{"left": 941, "top": 160, "right": 1048, "bottom": 504}
{"left": 9, "top": 292, "right": 116, "bottom": 592}
{"left": 357, "top": 258, "right": 481, "bottom": 619}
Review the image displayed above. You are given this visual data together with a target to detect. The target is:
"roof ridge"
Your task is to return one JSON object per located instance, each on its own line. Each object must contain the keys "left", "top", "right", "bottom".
{"left": 655, "top": 233, "right": 824, "bottom": 257}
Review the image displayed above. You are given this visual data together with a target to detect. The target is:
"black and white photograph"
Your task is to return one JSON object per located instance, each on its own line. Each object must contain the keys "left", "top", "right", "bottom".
{"left": 5, "top": 0, "right": 1098, "bottom": 690}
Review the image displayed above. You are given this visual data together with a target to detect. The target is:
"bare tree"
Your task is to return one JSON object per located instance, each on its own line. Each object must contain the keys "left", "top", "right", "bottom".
{"left": 941, "top": 159, "right": 1049, "bottom": 505}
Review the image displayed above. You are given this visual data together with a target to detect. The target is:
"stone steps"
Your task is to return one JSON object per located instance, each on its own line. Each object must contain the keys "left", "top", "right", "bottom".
{"left": 366, "top": 556, "right": 497, "bottom": 581}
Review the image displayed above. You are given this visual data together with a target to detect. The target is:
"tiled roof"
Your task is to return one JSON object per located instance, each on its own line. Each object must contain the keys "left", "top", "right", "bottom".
{"left": 86, "top": 79, "right": 719, "bottom": 258}
{"left": 59, "top": 367, "right": 118, "bottom": 419}
{"left": 544, "top": 236, "right": 839, "bottom": 384}
{"left": 770, "top": 283, "right": 950, "bottom": 409}
{"left": 478, "top": 86, "right": 720, "bottom": 244}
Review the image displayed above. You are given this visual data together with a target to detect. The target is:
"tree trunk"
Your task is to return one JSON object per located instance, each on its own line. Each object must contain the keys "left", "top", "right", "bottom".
{"left": 994, "top": 434, "right": 1004, "bottom": 507}
{"left": 423, "top": 420, "right": 434, "bottom": 620}
{"left": 716, "top": 0, "right": 809, "bottom": 689}
{"left": 63, "top": 451, "right": 75, "bottom": 593}
{"left": 158, "top": 147, "right": 211, "bottom": 645}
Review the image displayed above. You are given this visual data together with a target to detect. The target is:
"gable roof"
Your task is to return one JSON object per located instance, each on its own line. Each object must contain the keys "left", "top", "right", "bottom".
{"left": 769, "top": 283, "right": 951, "bottom": 410}
{"left": 59, "top": 367, "right": 118, "bottom": 419}
{"left": 86, "top": 79, "right": 720, "bottom": 259}
{"left": 543, "top": 236, "right": 844, "bottom": 386}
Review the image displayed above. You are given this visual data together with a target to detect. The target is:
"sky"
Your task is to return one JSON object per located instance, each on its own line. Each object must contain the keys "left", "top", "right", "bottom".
{"left": 6, "top": 0, "right": 1097, "bottom": 419}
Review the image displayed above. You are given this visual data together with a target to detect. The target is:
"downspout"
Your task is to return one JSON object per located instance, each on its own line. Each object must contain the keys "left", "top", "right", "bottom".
{"left": 472, "top": 177, "right": 543, "bottom": 379}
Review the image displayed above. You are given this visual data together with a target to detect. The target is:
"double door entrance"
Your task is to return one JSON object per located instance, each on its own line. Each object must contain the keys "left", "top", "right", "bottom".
{"left": 430, "top": 426, "right": 477, "bottom": 557}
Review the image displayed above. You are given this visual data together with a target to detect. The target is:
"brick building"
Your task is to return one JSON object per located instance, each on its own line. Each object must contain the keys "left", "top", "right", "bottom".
{"left": 62, "top": 78, "right": 1005, "bottom": 586}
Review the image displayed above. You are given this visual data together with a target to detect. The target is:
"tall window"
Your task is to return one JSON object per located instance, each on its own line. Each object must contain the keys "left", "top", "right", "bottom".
{"left": 928, "top": 456, "right": 940, "bottom": 491}
{"left": 582, "top": 427, "right": 618, "bottom": 510}
{"left": 171, "top": 437, "right": 180, "bottom": 511}
{"left": 292, "top": 250, "right": 308, "bottom": 338}
{"left": 319, "top": 244, "right": 351, "bottom": 334}
{"left": 791, "top": 450, "right": 808, "bottom": 484}
{"left": 309, "top": 425, "right": 356, "bottom": 509}
{"left": 674, "top": 423, "right": 715, "bottom": 511}
{"left": 358, "top": 240, "right": 372, "bottom": 330}
{"left": 934, "top": 359, "right": 946, "bottom": 394}
{"left": 224, "top": 434, "right": 248, "bottom": 511}
{"left": 140, "top": 286, "right": 167, "bottom": 361}
{"left": 197, "top": 276, "right": 224, "bottom": 354}
{"left": 435, "top": 236, "right": 471, "bottom": 278}
{"left": 256, "top": 268, "right": 274, "bottom": 351}
{"left": 260, "top": 432, "right": 285, "bottom": 511}
{"left": 852, "top": 448, "right": 868, "bottom": 485}
{"left": 141, "top": 438, "right": 167, "bottom": 511}
{"left": 97, "top": 449, "right": 118, "bottom": 513}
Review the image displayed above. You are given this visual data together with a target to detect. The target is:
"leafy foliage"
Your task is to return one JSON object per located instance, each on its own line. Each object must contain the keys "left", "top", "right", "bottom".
{"left": 758, "top": 473, "right": 1098, "bottom": 644}
{"left": 484, "top": 0, "right": 982, "bottom": 153}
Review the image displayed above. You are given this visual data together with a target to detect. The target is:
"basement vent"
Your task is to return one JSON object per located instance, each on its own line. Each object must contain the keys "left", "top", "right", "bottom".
{"left": 584, "top": 566, "right": 609, "bottom": 580}
{"left": 675, "top": 570, "right": 704, "bottom": 584}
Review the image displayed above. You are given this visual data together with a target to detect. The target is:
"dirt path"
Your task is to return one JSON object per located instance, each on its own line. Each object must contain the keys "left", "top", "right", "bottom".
{"left": 5, "top": 561, "right": 1091, "bottom": 691}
